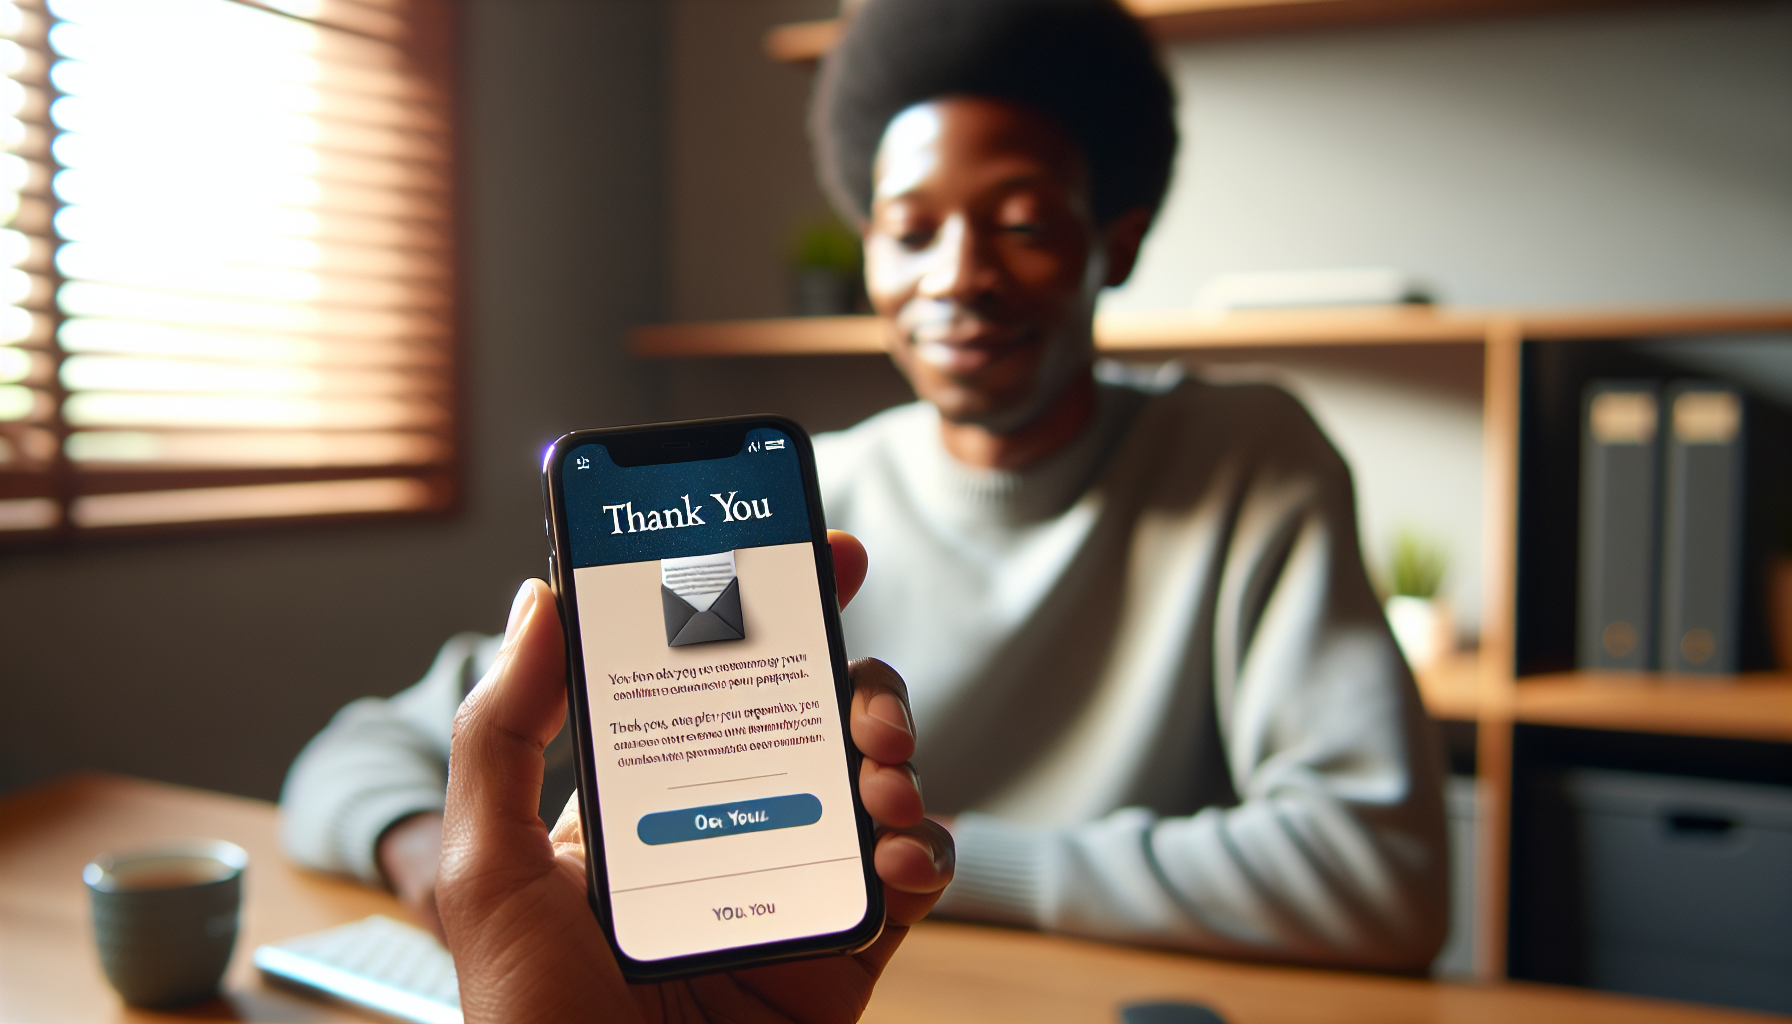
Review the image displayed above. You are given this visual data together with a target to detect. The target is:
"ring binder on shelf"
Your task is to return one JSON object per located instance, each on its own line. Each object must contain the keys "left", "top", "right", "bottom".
{"left": 1579, "top": 381, "right": 1662, "bottom": 670}
{"left": 1658, "top": 383, "right": 1745, "bottom": 674}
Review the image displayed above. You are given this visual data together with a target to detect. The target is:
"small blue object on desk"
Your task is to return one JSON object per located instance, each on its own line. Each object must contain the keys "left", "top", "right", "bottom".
{"left": 1119, "top": 999, "right": 1229, "bottom": 1024}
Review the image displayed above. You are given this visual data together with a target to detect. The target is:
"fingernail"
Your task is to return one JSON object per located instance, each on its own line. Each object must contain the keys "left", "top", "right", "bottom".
{"left": 900, "top": 834, "right": 934, "bottom": 863}
{"left": 895, "top": 833, "right": 948, "bottom": 873}
{"left": 923, "top": 828, "right": 955, "bottom": 873}
{"left": 906, "top": 763, "right": 923, "bottom": 800}
{"left": 504, "top": 581, "right": 537, "bottom": 643}
{"left": 868, "top": 691, "right": 912, "bottom": 736}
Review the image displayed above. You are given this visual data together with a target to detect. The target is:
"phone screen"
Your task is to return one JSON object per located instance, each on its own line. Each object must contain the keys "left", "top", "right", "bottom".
{"left": 554, "top": 425, "right": 870, "bottom": 966}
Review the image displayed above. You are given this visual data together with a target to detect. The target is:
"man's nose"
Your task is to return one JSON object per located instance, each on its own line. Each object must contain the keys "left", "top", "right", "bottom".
{"left": 915, "top": 215, "right": 990, "bottom": 301}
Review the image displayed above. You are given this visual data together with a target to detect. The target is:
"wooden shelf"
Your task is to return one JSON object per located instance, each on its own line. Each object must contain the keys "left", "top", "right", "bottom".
{"left": 764, "top": 18, "right": 843, "bottom": 63}
{"left": 1403, "top": 654, "right": 1792, "bottom": 740}
{"left": 765, "top": 0, "right": 1674, "bottom": 64}
{"left": 1513, "top": 672, "right": 1792, "bottom": 742}
{"left": 632, "top": 315, "right": 884, "bottom": 357}
{"left": 630, "top": 306, "right": 1792, "bottom": 358}
{"left": 1415, "top": 651, "right": 1483, "bottom": 722}
{"left": 630, "top": 305, "right": 1493, "bottom": 358}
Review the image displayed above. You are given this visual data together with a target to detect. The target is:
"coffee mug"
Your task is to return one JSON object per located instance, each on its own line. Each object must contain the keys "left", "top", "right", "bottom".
{"left": 84, "top": 839, "right": 248, "bottom": 1008}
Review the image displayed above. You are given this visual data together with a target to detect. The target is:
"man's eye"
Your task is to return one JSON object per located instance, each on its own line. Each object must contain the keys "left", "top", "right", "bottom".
{"left": 898, "top": 229, "right": 932, "bottom": 249}
{"left": 1000, "top": 220, "right": 1043, "bottom": 240}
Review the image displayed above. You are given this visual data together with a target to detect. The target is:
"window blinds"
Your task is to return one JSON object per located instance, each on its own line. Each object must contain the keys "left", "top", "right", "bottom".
{"left": 0, "top": 0, "right": 58, "bottom": 531}
{"left": 0, "top": 0, "right": 455, "bottom": 536}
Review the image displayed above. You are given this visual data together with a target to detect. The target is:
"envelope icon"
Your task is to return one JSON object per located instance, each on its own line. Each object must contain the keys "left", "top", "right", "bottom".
{"left": 661, "top": 550, "right": 744, "bottom": 646}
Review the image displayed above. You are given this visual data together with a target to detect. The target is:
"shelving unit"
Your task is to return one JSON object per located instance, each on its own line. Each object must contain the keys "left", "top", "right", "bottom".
{"left": 631, "top": 304, "right": 1792, "bottom": 985}
{"left": 764, "top": 0, "right": 1683, "bottom": 63}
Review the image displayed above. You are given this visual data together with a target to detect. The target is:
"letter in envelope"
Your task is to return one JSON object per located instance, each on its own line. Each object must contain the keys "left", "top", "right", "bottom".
{"left": 660, "top": 550, "right": 744, "bottom": 646}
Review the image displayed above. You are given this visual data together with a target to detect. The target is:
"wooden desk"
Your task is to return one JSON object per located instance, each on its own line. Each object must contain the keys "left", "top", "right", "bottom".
{"left": 1, "top": 775, "right": 1780, "bottom": 1024}
{"left": 0, "top": 774, "right": 391, "bottom": 1022}
{"left": 865, "top": 922, "right": 1792, "bottom": 1024}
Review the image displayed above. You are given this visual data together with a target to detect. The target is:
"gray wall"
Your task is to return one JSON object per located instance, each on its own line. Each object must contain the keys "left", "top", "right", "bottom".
{"left": 663, "top": 1, "right": 1792, "bottom": 318}
{"left": 656, "top": 1, "right": 1792, "bottom": 636}
{"left": 0, "top": 0, "right": 669, "bottom": 800}
{"left": 658, "top": 0, "right": 915, "bottom": 434}
{"left": 667, "top": 0, "right": 837, "bottom": 322}
{"left": 1105, "top": 1, "right": 1792, "bottom": 632}
{"left": 1110, "top": 1, "right": 1792, "bottom": 313}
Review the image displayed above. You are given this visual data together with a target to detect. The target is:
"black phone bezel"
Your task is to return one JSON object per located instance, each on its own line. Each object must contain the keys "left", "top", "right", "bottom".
{"left": 540, "top": 414, "right": 885, "bottom": 982}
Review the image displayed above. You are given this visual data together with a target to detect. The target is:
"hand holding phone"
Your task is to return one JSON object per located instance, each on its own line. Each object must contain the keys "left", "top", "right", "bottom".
{"left": 435, "top": 532, "right": 953, "bottom": 1022}
{"left": 542, "top": 418, "right": 932, "bottom": 980}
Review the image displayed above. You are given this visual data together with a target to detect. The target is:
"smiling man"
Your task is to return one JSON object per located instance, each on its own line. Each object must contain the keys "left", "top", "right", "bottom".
{"left": 281, "top": 0, "right": 1448, "bottom": 979}
{"left": 809, "top": 0, "right": 1449, "bottom": 969}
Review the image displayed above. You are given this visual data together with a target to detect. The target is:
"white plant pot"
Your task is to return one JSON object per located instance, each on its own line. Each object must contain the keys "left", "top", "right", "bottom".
{"left": 1387, "top": 595, "right": 1455, "bottom": 671}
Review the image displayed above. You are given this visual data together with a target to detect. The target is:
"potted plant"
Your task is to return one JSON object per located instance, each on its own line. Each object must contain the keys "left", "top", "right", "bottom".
{"left": 788, "top": 216, "right": 863, "bottom": 317}
{"left": 1384, "top": 528, "right": 1454, "bottom": 670}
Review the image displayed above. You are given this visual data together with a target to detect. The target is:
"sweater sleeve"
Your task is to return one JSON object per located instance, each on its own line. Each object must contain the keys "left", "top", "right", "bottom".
{"left": 279, "top": 632, "right": 500, "bottom": 884}
{"left": 934, "top": 417, "right": 1451, "bottom": 971}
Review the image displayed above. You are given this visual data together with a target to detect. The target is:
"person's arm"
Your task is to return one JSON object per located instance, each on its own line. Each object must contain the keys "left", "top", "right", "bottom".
{"left": 279, "top": 632, "right": 497, "bottom": 887}
{"left": 937, "top": 420, "right": 1451, "bottom": 972}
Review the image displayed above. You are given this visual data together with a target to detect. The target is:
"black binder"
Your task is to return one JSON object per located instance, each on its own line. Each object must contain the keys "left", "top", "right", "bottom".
{"left": 1658, "top": 382, "right": 1745, "bottom": 673}
{"left": 1578, "top": 381, "right": 1662, "bottom": 670}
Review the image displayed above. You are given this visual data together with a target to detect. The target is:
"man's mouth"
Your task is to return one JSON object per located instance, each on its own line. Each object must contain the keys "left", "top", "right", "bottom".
{"left": 902, "top": 304, "right": 1033, "bottom": 376}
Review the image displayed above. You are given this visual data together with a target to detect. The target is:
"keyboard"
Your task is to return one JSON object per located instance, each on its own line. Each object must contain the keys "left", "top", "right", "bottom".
{"left": 254, "top": 914, "right": 462, "bottom": 1024}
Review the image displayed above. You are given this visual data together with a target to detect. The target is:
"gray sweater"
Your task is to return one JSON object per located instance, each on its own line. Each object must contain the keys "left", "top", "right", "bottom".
{"left": 281, "top": 367, "right": 1447, "bottom": 970}
{"left": 816, "top": 368, "right": 1446, "bottom": 970}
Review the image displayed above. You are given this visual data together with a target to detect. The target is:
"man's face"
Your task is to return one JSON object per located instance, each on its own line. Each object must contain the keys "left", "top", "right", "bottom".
{"left": 865, "top": 98, "right": 1105, "bottom": 432}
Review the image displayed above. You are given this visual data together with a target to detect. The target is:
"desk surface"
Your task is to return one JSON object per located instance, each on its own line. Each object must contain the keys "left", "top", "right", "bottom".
{"left": 1, "top": 774, "right": 1781, "bottom": 1024}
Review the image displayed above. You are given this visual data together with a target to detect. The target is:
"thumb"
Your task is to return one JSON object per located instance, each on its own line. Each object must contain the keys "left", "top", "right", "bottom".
{"left": 441, "top": 579, "right": 567, "bottom": 889}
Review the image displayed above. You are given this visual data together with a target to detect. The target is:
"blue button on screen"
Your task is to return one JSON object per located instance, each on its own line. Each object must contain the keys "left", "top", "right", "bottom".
{"left": 637, "top": 793, "right": 823, "bottom": 846}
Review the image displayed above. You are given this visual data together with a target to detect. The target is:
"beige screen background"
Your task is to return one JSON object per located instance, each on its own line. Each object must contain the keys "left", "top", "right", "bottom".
{"left": 573, "top": 541, "right": 868, "bottom": 962}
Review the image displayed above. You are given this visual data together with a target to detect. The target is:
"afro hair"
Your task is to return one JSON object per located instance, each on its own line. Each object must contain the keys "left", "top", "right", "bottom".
{"left": 810, "top": 0, "right": 1178, "bottom": 228}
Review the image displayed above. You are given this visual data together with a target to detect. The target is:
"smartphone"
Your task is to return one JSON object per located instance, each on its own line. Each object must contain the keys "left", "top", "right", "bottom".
{"left": 541, "top": 416, "right": 883, "bottom": 981}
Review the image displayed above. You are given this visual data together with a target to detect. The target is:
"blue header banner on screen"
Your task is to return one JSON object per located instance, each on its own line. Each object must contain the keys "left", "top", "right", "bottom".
{"left": 562, "top": 429, "right": 812, "bottom": 568}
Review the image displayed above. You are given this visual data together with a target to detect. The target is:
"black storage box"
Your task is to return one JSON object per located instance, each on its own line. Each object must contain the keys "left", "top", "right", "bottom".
{"left": 1565, "top": 769, "right": 1792, "bottom": 1014}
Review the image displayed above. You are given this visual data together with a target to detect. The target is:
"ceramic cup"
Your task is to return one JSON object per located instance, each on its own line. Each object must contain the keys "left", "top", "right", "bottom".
{"left": 84, "top": 839, "right": 247, "bottom": 1008}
